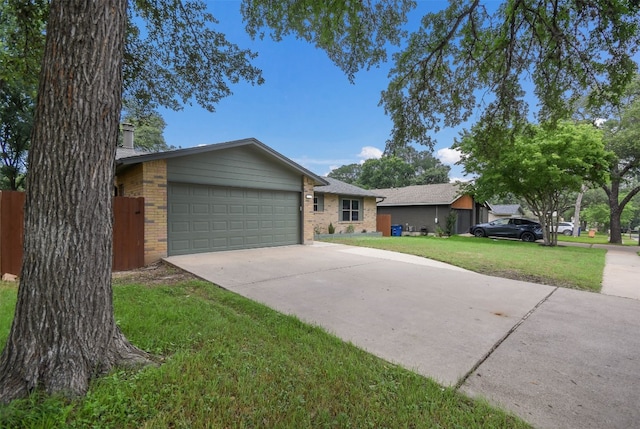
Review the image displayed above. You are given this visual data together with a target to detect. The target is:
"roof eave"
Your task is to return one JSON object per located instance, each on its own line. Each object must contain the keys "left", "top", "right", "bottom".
{"left": 115, "top": 137, "right": 328, "bottom": 185}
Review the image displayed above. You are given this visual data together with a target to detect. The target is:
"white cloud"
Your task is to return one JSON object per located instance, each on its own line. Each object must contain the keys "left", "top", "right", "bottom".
{"left": 357, "top": 146, "right": 383, "bottom": 161}
{"left": 449, "top": 176, "right": 473, "bottom": 183}
{"left": 437, "top": 147, "right": 462, "bottom": 165}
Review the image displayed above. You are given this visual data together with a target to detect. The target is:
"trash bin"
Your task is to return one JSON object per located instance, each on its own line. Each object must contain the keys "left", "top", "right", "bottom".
{"left": 391, "top": 224, "right": 402, "bottom": 237}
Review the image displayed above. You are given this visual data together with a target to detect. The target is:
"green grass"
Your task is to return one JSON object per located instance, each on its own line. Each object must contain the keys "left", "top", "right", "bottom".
{"left": 321, "top": 235, "right": 606, "bottom": 292}
{"left": 0, "top": 283, "right": 17, "bottom": 349}
{"left": 557, "top": 233, "right": 639, "bottom": 246}
{"left": 0, "top": 280, "right": 531, "bottom": 428}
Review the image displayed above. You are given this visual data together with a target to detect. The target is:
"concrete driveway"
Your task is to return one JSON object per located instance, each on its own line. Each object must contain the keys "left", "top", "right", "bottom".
{"left": 166, "top": 242, "right": 640, "bottom": 429}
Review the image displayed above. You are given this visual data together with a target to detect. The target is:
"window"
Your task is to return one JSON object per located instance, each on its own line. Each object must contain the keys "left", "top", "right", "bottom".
{"left": 314, "top": 194, "right": 324, "bottom": 212}
{"left": 341, "top": 198, "right": 361, "bottom": 221}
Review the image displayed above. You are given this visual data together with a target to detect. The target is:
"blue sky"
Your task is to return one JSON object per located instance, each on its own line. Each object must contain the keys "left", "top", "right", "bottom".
{"left": 158, "top": 2, "right": 468, "bottom": 180}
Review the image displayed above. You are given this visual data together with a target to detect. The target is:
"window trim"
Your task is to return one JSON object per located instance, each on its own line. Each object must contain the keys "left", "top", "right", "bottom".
{"left": 314, "top": 194, "right": 324, "bottom": 212}
{"left": 340, "top": 197, "right": 362, "bottom": 222}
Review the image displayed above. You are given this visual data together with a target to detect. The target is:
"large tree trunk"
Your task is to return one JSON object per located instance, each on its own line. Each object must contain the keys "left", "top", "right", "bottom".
{"left": 606, "top": 176, "right": 623, "bottom": 244}
{"left": 572, "top": 185, "right": 587, "bottom": 237}
{"left": 0, "top": 0, "right": 150, "bottom": 403}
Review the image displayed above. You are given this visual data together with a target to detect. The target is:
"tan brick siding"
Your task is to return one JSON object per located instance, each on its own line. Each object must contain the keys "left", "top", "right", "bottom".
{"left": 313, "top": 194, "right": 378, "bottom": 234}
{"left": 115, "top": 160, "right": 167, "bottom": 264}
{"left": 302, "top": 176, "right": 316, "bottom": 244}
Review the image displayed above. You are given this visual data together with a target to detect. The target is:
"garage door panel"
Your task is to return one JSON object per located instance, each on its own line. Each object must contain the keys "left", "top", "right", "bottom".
{"left": 212, "top": 205, "right": 227, "bottom": 214}
{"left": 244, "top": 235, "right": 260, "bottom": 245}
{"left": 168, "top": 183, "right": 300, "bottom": 255}
{"left": 229, "top": 236, "right": 245, "bottom": 246}
{"left": 212, "top": 220, "right": 228, "bottom": 230}
{"left": 192, "top": 221, "right": 209, "bottom": 232}
{"left": 212, "top": 237, "right": 228, "bottom": 247}
{"left": 229, "top": 220, "right": 244, "bottom": 230}
{"left": 192, "top": 186, "right": 210, "bottom": 197}
{"left": 171, "top": 239, "right": 191, "bottom": 252}
{"left": 192, "top": 204, "right": 210, "bottom": 214}
{"left": 171, "top": 183, "right": 190, "bottom": 196}
{"left": 229, "top": 205, "right": 244, "bottom": 214}
{"left": 172, "top": 203, "right": 189, "bottom": 214}
{"left": 193, "top": 239, "right": 211, "bottom": 249}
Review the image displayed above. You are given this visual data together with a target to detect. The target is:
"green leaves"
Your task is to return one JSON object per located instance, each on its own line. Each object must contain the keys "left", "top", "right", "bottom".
{"left": 383, "top": 1, "right": 640, "bottom": 150}
{"left": 241, "top": 0, "right": 416, "bottom": 81}
{"left": 457, "top": 121, "right": 610, "bottom": 244}
{"left": 0, "top": 0, "right": 44, "bottom": 190}
{"left": 327, "top": 147, "right": 450, "bottom": 188}
{"left": 127, "top": 0, "right": 265, "bottom": 112}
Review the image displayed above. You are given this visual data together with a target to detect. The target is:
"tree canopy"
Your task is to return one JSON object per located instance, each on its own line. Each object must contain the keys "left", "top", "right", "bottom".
{"left": 382, "top": 1, "right": 640, "bottom": 150}
{"left": 327, "top": 163, "right": 363, "bottom": 184}
{"left": 0, "top": 0, "right": 46, "bottom": 190}
{"left": 456, "top": 121, "right": 611, "bottom": 245}
{"left": 121, "top": 99, "right": 173, "bottom": 153}
{"left": 327, "top": 147, "right": 450, "bottom": 189}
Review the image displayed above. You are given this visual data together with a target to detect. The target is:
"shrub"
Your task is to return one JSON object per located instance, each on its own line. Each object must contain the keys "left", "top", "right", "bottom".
{"left": 445, "top": 211, "right": 458, "bottom": 236}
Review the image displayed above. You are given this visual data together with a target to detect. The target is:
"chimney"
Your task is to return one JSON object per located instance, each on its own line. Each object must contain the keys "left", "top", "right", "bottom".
{"left": 122, "top": 123, "right": 134, "bottom": 149}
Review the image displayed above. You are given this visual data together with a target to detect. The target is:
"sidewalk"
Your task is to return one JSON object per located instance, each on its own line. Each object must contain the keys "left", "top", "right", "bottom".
{"left": 563, "top": 241, "right": 640, "bottom": 300}
{"left": 601, "top": 246, "right": 640, "bottom": 300}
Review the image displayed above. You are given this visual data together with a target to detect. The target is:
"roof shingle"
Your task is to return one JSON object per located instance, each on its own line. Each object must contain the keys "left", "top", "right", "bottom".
{"left": 375, "top": 183, "right": 464, "bottom": 206}
{"left": 314, "top": 177, "right": 384, "bottom": 198}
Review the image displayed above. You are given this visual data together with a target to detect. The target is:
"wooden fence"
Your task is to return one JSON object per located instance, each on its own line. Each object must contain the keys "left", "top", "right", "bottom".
{"left": 112, "top": 196, "right": 145, "bottom": 271}
{"left": 376, "top": 214, "right": 392, "bottom": 237}
{"left": 0, "top": 191, "right": 144, "bottom": 276}
{"left": 0, "top": 191, "right": 24, "bottom": 277}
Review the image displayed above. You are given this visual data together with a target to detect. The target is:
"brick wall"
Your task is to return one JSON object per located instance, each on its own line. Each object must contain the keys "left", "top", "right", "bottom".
{"left": 302, "top": 176, "right": 316, "bottom": 244}
{"left": 313, "top": 194, "right": 378, "bottom": 234}
{"left": 116, "top": 160, "right": 167, "bottom": 264}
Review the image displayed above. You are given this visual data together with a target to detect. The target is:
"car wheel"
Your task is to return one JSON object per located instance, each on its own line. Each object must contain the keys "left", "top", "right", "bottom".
{"left": 521, "top": 231, "right": 535, "bottom": 242}
{"left": 473, "top": 229, "right": 485, "bottom": 238}
{"left": 563, "top": 230, "right": 572, "bottom": 236}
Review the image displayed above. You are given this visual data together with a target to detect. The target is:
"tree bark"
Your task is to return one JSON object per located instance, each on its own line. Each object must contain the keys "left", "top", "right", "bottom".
{"left": 605, "top": 172, "right": 623, "bottom": 244}
{"left": 0, "top": 0, "right": 150, "bottom": 403}
{"left": 572, "top": 185, "right": 587, "bottom": 237}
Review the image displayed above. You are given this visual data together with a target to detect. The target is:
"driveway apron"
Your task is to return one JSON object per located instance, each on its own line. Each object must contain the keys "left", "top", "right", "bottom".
{"left": 166, "top": 242, "right": 640, "bottom": 429}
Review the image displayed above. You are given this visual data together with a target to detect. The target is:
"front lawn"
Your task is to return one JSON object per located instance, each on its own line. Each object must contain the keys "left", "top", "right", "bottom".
{"left": 321, "top": 235, "right": 605, "bottom": 291}
{"left": 0, "top": 270, "right": 531, "bottom": 428}
{"left": 557, "top": 233, "right": 639, "bottom": 246}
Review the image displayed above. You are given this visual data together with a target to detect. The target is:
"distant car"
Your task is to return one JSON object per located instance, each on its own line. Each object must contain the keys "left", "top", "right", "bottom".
{"left": 469, "top": 218, "right": 543, "bottom": 242}
{"left": 554, "top": 222, "right": 574, "bottom": 236}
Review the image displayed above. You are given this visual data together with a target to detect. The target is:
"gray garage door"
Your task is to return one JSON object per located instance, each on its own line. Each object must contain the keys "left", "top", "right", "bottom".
{"left": 168, "top": 183, "right": 300, "bottom": 255}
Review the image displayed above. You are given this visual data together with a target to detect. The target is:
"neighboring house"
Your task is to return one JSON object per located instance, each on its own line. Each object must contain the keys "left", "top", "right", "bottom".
{"left": 375, "top": 183, "right": 487, "bottom": 235}
{"left": 115, "top": 135, "right": 327, "bottom": 264}
{"left": 312, "top": 177, "right": 383, "bottom": 234}
{"left": 487, "top": 203, "right": 525, "bottom": 221}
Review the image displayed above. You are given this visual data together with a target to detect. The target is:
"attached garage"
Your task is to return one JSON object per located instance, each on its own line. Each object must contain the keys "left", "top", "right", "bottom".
{"left": 115, "top": 138, "right": 327, "bottom": 263}
{"left": 168, "top": 183, "right": 300, "bottom": 255}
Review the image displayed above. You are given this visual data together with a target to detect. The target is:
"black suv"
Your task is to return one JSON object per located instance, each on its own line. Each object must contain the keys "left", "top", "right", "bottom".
{"left": 469, "top": 218, "right": 543, "bottom": 242}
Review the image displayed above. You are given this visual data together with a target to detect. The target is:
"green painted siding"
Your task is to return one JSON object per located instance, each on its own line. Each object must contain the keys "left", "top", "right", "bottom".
{"left": 167, "top": 146, "right": 302, "bottom": 191}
